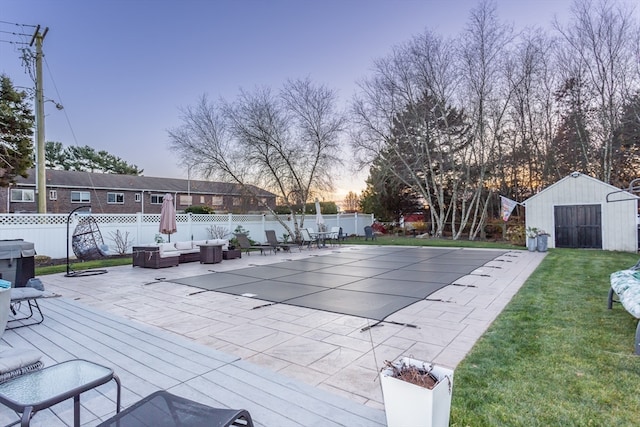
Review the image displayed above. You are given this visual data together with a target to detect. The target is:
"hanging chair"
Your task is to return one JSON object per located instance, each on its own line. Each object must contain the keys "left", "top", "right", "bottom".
{"left": 71, "top": 216, "right": 108, "bottom": 261}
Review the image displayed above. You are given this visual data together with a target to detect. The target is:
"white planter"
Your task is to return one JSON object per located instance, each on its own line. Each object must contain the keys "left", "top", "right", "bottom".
{"left": 527, "top": 237, "right": 537, "bottom": 251}
{"left": 381, "top": 357, "right": 454, "bottom": 427}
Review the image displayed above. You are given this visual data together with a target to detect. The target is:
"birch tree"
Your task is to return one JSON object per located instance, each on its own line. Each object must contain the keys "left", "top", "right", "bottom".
{"left": 455, "top": 0, "right": 513, "bottom": 239}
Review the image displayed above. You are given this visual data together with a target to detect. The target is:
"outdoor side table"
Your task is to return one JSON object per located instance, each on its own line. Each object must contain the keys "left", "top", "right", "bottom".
{"left": 0, "top": 359, "right": 121, "bottom": 427}
{"left": 199, "top": 244, "right": 223, "bottom": 264}
{"left": 223, "top": 249, "right": 241, "bottom": 260}
{"left": 97, "top": 390, "right": 254, "bottom": 427}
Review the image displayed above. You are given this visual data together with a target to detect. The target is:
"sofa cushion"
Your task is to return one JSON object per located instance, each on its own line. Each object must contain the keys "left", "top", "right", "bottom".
{"left": 159, "top": 243, "right": 177, "bottom": 254}
{"left": 192, "top": 240, "right": 207, "bottom": 248}
{"left": 175, "top": 241, "right": 193, "bottom": 251}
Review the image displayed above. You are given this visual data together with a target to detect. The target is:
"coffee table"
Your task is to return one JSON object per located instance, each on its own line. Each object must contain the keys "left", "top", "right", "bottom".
{"left": 199, "top": 244, "right": 223, "bottom": 264}
{"left": 0, "top": 359, "right": 121, "bottom": 427}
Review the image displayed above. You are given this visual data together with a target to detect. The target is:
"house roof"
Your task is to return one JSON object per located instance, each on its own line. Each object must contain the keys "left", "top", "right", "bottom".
{"left": 13, "top": 169, "right": 276, "bottom": 198}
{"left": 523, "top": 172, "right": 638, "bottom": 205}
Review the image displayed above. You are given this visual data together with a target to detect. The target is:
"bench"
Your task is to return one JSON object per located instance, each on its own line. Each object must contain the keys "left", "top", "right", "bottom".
{"left": 608, "top": 267, "right": 640, "bottom": 355}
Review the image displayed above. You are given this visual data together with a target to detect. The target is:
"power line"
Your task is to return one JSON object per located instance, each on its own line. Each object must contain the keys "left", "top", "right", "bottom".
{"left": 0, "top": 20, "right": 37, "bottom": 27}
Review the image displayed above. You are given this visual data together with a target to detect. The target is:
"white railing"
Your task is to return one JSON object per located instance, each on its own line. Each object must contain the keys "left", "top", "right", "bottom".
{"left": 0, "top": 212, "right": 374, "bottom": 259}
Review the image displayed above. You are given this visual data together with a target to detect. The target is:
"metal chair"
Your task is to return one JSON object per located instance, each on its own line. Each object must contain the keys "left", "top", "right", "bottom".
{"left": 299, "top": 228, "right": 318, "bottom": 249}
{"left": 364, "top": 225, "right": 376, "bottom": 241}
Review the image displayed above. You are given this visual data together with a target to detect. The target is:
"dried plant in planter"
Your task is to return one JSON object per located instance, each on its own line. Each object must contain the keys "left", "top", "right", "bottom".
{"left": 383, "top": 359, "right": 440, "bottom": 389}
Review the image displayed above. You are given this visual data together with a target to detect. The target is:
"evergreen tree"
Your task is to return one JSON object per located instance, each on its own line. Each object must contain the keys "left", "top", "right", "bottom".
{"left": 0, "top": 75, "right": 35, "bottom": 186}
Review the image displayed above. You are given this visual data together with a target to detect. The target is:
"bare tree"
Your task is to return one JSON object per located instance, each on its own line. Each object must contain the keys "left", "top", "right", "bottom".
{"left": 351, "top": 29, "right": 466, "bottom": 238}
{"left": 168, "top": 78, "right": 344, "bottom": 241}
{"left": 342, "top": 191, "right": 360, "bottom": 212}
{"left": 554, "top": 0, "right": 640, "bottom": 183}
{"left": 456, "top": 0, "right": 514, "bottom": 240}
{"left": 503, "top": 28, "right": 559, "bottom": 196}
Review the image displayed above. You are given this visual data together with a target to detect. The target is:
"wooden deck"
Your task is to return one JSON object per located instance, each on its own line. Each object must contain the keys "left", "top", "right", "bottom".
{"left": 0, "top": 296, "right": 386, "bottom": 427}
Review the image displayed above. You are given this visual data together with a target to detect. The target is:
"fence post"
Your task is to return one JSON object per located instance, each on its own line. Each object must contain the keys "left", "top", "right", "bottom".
{"left": 136, "top": 212, "right": 142, "bottom": 246}
{"left": 354, "top": 212, "right": 359, "bottom": 236}
{"left": 228, "top": 213, "right": 233, "bottom": 236}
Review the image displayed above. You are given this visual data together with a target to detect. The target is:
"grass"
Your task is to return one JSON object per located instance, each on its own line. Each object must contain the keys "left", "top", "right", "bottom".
{"left": 35, "top": 237, "right": 640, "bottom": 424}
{"left": 450, "top": 249, "right": 640, "bottom": 426}
{"left": 35, "top": 257, "right": 132, "bottom": 276}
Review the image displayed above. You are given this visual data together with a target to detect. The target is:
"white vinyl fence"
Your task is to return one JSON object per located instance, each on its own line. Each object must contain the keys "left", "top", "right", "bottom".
{"left": 0, "top": 212, "right": 374, "bottom": 259}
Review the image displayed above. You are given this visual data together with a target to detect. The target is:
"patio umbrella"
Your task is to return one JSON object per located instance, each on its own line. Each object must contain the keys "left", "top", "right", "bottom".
{"left": 159, "top": 193, "right": 177, "bottom": 242}
{"left": 315, "top": 198, "right": 325, "bottom": 232}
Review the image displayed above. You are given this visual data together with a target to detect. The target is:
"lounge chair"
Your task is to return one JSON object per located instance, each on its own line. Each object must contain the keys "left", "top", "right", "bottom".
{"left": 265, "top": 230, "right": 295, "bottom": 253}
{"left": 235, "top": 233, "right": 273, "bottom": 255}
{"left": 97, "top": 390, "right": 254, "bottom": 427}
{"left": 8, "top": 287, "right": 45, "bottom": 329}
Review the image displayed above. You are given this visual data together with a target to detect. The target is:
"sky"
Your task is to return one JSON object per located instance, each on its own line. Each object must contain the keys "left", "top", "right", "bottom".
{"left": 0, "top": 0, "right": 580, "bottom": 201}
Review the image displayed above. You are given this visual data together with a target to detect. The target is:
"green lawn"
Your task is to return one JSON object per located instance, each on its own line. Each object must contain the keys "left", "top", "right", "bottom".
{"left": 451, "top": 249, "right": 640, "bottom": 426}
{"left": 36, "top": 238, "right": 640, "bottom": 424}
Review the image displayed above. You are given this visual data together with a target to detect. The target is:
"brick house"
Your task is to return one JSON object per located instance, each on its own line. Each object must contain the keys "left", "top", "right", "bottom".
{"left": 0, "top": 169, "right": 276, "bottom": 214}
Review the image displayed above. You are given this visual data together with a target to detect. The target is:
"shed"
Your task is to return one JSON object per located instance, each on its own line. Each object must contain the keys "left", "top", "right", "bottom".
{"left": 523, "top": 172, "right": 638, "bottom": 252}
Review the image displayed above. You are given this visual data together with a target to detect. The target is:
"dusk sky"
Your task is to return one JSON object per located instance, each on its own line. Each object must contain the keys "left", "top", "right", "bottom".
{"left": 1, "top": 0, "right": 581, "bottom": 200}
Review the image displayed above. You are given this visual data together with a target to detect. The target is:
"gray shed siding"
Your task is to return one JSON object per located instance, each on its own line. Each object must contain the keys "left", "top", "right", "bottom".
{"left": 524, "top": 173, "right": 637, "bottom": 252}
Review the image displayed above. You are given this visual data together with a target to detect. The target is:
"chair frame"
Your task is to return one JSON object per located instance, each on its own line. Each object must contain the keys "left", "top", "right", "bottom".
{"left": 299, "top": 229, "right": 318, "bottom": 249}
{"left": 265, "top": 230, "right": 294, "bottom": 253}
{"left": 235, "top": 233, "right": 273, "bottom": 255}
{"left": 7, "top": 287, "right": 45, "bottom": 329}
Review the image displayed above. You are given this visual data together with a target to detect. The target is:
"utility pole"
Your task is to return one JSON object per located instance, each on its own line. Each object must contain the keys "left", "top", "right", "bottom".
{"left": 30, "top": 25, "right": 48, "bottom": 214}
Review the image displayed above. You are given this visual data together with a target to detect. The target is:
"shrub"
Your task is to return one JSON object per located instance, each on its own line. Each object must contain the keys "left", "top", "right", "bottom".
{"left": 185, "top": 205, "right": 215, "bottom": 214}
{"left": 506, "top": 224, "right": 526, "bottom": 246}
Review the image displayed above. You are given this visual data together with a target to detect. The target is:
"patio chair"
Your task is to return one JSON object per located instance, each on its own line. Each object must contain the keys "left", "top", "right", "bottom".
{"left": 235, "top": 233, "right": 273, "bottom": 255}
{"left": 328, "top": 226, "right": 342, "bottom": 246}
{"left": 364, "top": 225, "right": 376, "bottom": 241}
{"left": 72, "top": 216, "right": 110, "bottom": 261}
{"left": 300, "top": 228, "right": 318, "bottom": 249}
{"left": 265, "top": 230, "right": 295, "bottom": 253}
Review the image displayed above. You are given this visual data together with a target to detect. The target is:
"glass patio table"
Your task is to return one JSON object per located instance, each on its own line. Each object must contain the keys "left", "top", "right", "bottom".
{"left": 0, "top": 359, "right": 121, "bottom": 427}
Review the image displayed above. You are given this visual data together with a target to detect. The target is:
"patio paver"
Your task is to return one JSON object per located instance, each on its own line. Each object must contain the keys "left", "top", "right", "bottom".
{"left": 1, "top": 244, "right": 545, "bottom": 426}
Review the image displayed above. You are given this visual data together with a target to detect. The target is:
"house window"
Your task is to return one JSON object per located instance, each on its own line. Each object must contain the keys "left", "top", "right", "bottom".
{"left": 135, "top": 193, "right": 141, "bottom": 202}
{"left": 49, "top": 190, "right": 58, "bottom": 201}
{"left": 10, "top": 189, "right": 34, "bottom": 202}
{"left": 212, "top": 196, "right": 223, "bottom": 206}
{"left": 200, "top": 196, "right": 205, "bottom": 204}
{"left": 179, "top": 195, "right": 192, "bottom": 206}
{"left": 150, "top": 194, "right": 164, "bottom": 204}
{"left": 107, "top": 192, "right": 124, "bottom": 204}
{"left": 232, "top": 197, "right": 242, "bottom": 206}
{"left": 71, "top": 191, "right": 91, "bottom": 203}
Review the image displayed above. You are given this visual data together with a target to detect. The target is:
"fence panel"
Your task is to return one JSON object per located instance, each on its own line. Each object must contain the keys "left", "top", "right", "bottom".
{"left": 0, "top": 212, "right": 373, "bottom": 259}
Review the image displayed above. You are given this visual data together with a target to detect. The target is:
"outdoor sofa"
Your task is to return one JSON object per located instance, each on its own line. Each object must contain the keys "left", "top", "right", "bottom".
{"left": 132, "top": 239, "right": 229, "bottom": 268}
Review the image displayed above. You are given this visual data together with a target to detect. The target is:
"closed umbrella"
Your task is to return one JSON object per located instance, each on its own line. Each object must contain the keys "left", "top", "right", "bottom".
{"left": 159, "top": 193, "right": 177, "bottom": 242}
{"left": 315, "top": 198, "right": 325, "bottom": 232}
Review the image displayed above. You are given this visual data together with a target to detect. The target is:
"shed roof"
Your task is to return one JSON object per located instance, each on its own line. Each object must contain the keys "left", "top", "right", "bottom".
{"left": 523, "top": 172, "right": 638, "bottom": 205}
{"left": 13, "top": 169, "right": 276, "bottom": 198}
